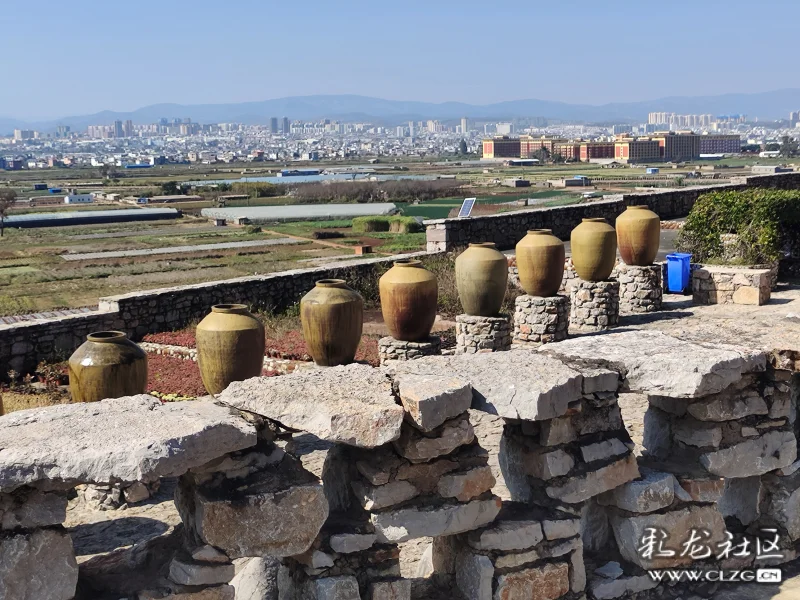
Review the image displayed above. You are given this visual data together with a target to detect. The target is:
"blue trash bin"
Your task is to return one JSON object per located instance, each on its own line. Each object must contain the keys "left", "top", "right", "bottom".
{"left": 666, "top": 253, "right": 692, "bottom": 293}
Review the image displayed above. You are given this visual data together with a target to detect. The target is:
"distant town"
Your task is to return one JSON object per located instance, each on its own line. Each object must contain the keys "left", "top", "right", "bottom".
{"left": 2, "top": 110, "right": 800, "bottom": 172}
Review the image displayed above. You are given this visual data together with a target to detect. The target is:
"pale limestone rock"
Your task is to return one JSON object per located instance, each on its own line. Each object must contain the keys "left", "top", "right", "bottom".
{"left": 677, "top": 476, "right": 725, "bottom": 503}
{"left": 329, "top": 533, "right": 376, "bottom": 554}
{"left": 569, "top": 541, "right": 586, "bottom": 592}
{"left": 230, "top": 557, "right": 279, "bottom": 600}
{"left": 527, "top": 448, "right": 575, "bottom": 481}
{"left": 540, "top": 417, "right": 577, "bottom": 446}
{"left": 597, "top": 470, "right": 675, "bottom": 514}
{"left": 386, "top": 350, "right": 595, "bottom": 421}
{"left": 123, "top": 481, "right": 151, "bottom": 504}
{"left": 371, "top": 497, "right": 502, "bottom": 543}
{"left": 0, "top": 396, "right": 256, "bottom": 493}
{"left": 351, "top": 480, "right": 419, "bottom": 511}
{"left": 370, "top": 579, "right": 411, "bottom": 600}
{"left": 590, "top": 574, "right": 658, "bottom": 599}
{"left": 394, "top": 373, "right": 472, "bottom": 432}
{"left": 493, "top": 548, "right": 540, "bottom": 570}
{"left": 546, "top": 454, "right": 639, "bottom": 504}
{"left": 467, "top": 520, "right": 543, "bottom": 551}
{"left": 579, "top": 439, "right": 628, "bottom": 463}
{"left": 0, "top": 528, "right": 78, "bottom": 600}
{"left": 494, "top": 562, "right": 569, "bottom": 600}
{"left": 700, "top": 430, "right": 797, "bottom": 477}
{"left": 219, "top": 365, "right": 403, "bottom": 448}
{"left": 542, "top": 331, "right": 766, "bottom": 398}
{"left": 686, "top": 389, "right": 768, "bottom": 422}
{"left": 284, "top": 435, "right": 353, "bottom": 513}
{"left": 0, "top": 489, "right": 67, "bottom": 529}
{"left": 437, "top": 466, "right": 496, "bottom": 502}
{"left": 718, "top": 476, "right": 762, "bottom": 526}
{"left": 169, "top": 556, "right": 235, "bottom": 586}
{"left": 542, "top": 518, "right": 581, "bottom": 540}
{"left": 392, "top": 415, "right": 474, "bottom": 464}
{"left": 672, "top": 421, "right": 722, "bottom": 448}
{"left": 610, "top": 505, "right": 726, "bottom": 569}
{"left": 455, "top": 551, "right": 493, "bottom": 600}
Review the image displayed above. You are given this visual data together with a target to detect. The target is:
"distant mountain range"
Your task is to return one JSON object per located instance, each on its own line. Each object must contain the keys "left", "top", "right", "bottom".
{"left": 2, "top": 89, "right": 799, "bottom": 133}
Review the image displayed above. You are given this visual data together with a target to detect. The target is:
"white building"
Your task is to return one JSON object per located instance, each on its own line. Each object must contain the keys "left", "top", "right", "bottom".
{"left": 64, "top": 194, "right": 94, "bottom": 204}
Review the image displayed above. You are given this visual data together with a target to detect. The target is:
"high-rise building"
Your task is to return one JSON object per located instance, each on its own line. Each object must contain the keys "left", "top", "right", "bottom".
{"left": 269, "top": 118, "right": 279, "bottom": 134}
{"left": 282, "top": 117, "right": 290, "bottom": 134}
{"left": 56, "top": 125, "right": 71, "bottom": 138}
{"left": 13, "top": 129, "right": 35, "bottom": 140}
{"left": 496, "top": 122, "right": 514, "bottom": 135}
{"left": 790, "top": 111, "right": 800, "bottom": 125}
{"left": 123, "top": 120, "right": 134, "bottom": 137}
{"left": 408, "top": 121, "right": 415, "bottom": 137}
{"left": 482, "top": 136, "right": 521, "bottom": 159}
{"left": 396, "top": 126, "right": 405, "bottom": 137}
{"left": 461, "top": 117, "right": 469, "bottom": 134}
{"left": 113, "top": 120, "right": 124, "bottom": 138}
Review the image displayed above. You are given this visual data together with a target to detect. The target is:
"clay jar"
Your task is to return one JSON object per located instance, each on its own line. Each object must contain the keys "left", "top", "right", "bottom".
{"left": 196, "top": 304, "right": 265, "bottom": 395}
{"left": 68, "top": 331, "right": 148, "bottom": 403}
{"left": 379, "top": 259, "right": 438, "bottom": 341}
{"left": 301, "top": 279, "right": 364, "bottom": 367}
{"left": 570, "top": 218, "right": 617, "bottom": 281}
{"left": 455, "top": 243, "right": 508, "bottom": 316}
{"left": 515, "top": 229, "right": 565, "bottom": 297}
{"left": 616, "top": 205, "right": 660, "bottom": 266}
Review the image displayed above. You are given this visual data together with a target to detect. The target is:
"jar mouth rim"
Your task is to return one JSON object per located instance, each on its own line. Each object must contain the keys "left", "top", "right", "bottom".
{"left": 394, "top": 259, "right": 422, "bottom": 267}
{"left": 469, "top": 242, "right": 496, "bottom": 248}
{"left": 87, "top": 331, "right": 127, "bottom": 343}
{"left": 527, "top": 229, "right": 553, "bottom": 235}
{"left": 627, "top": 205, "right": 649, "bottom": 209}
{"left": 212, "top": 304, "right": 249, "bottom": 313}
{"left": 582, "top": 218, "right": 607, "bottom": 223}
{"left": 316, "top": 279, "right": 347, "bottom": 288}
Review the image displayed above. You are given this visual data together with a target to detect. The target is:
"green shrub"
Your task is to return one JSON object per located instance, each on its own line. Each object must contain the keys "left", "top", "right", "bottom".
{"left": 677, "top": 189, "right": 800, "bottom": 264}
{"left": 389, "top": 216, "right": 424, "bottom": 234}
{"left": 352, "top": 216, "right": 391, "bottom": 233}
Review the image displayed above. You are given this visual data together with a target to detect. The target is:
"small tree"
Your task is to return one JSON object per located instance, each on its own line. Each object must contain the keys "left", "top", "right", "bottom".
{"left": 0, "top": 189, "right": 16, "bottom": 237}
{"left": 161, "top": 181, "right": 181, "bottom": 195}
{"left": 459, "top": 139, "right": 468, "bottom": 155}
{"left": 780, "top": 135, "right": 799, "bottom": 158}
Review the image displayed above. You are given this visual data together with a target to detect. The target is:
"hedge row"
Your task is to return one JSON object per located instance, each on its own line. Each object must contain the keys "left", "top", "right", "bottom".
{"left": 351, "top": 216, "right": 424, "bottom": 234}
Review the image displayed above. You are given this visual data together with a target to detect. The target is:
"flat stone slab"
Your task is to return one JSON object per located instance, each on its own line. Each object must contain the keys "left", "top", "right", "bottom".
{"left": 0, "top": 396, "right": 257, "bottom": 493}
{"left": 219, "top": 365, "right": 404, "bottom": 448}
{"left": 541, "top": 331, "right": 767, "bottom": 398}
{"left": 386, "top": 350, "right": 615, "bottom": 421}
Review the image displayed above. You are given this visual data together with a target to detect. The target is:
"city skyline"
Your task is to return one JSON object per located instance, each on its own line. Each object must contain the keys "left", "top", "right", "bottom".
{"left": 3, "top": 0, "right": 799, "bottom": 120}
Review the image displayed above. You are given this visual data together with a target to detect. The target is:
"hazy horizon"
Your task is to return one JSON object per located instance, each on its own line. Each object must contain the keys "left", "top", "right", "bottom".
{"left": 4, "top": 0, "right": 799, "bottom": 120}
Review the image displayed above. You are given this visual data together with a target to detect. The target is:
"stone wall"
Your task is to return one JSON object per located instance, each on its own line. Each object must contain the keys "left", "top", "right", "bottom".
{"left": 0, "top": 251, "right": 429, "bottom": 375}
{"left": 426, "top": 171, "right": 800, "bottom": 252}
{"left": 692, "top": 265, "right": 772, "bottom": 305}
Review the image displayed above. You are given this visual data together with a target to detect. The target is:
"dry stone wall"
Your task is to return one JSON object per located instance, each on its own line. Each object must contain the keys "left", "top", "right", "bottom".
{"left": 426, "top": 172, "right": 800, "bottom": 252}
{"left": 692, "top": 265, "right": 772, "bottom": 305}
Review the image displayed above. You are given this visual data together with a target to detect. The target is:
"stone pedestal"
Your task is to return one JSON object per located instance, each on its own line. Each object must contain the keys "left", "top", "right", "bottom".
{"left": 455, "top": 314, "right": 512, "bottom": 354}
{"left": 379, "top": 336, "right": 441, "bottom": 364}
{"left": 569, "top": 280, "right": 620, "bottom": 332}
{"left": 513, "top": 295, "right": 569, "bottom": 346}
{"left": 616, "top": 264, "right": 663, "bottom": 313}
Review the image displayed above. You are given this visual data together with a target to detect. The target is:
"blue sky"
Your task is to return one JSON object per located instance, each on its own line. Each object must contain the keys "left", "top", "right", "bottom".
{"left": 3, "top": 0, "right": 798, "bottom": 119}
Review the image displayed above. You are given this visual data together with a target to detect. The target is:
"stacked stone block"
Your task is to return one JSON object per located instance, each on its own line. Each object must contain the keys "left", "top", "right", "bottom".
{"left": 513, "top": 295, "right": 569, "bottom": 346}
{"left": 456, "top": 314, "right": 512, "bottom": 354}
{"left": 569, "top": 279, "right": 620, "bottom": 332}
{"left": 692, "top": 265, "right": 772, "bottom": 305}
{"left": 378, "top": 336, "right": 441, "bottom": 365}
{"left": 616, "top": 264, "right": 663, "bottom": 314}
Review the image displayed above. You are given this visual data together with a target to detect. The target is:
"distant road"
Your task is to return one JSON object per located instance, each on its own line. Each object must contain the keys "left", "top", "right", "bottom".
{"left": 60, "top": 238, "right": 303, "bottom": 261}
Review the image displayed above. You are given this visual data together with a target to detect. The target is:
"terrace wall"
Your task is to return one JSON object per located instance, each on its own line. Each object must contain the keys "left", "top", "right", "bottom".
{"left": 0, "top": 251, "right": 429, "bottom": 375}
{"left": 425, "top": 171, "right": 800, "bottom": 251}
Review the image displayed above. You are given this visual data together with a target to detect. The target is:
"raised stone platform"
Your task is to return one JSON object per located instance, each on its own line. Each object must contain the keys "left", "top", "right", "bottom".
{"left": 569, "top": 279, "right": 620, "bottom": 332}
{"left": 617, "top": 264, "right": 663, "bottom": 313}
{"left": 456, "top": 314, "right": 512, "bottom": 354}
{"left": 378, "top": 335, "right": 441, "bottom": 364}
{"left": 692, "top": 264, "right": 772, "bottom": 306}
{"left": 513, "top": 295, "right": 569, "bottom": 346}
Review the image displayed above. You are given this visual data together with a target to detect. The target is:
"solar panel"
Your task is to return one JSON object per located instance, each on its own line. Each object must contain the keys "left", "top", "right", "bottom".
{"left": 458, "top": 198, "right": 476, "bottom": 218}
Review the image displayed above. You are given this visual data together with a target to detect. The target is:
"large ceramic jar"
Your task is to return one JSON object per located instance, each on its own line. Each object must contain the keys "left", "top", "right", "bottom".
{"left": 301, "top": 279, "right": 364, "bottom": 367}
{"left": 616, "top": 205, "right": 660, "bottom": 266}
{"left": 455, "top": 243, "right": 508, "bottom": 316}
{"left": 515, "top": 230, "right": 565, "bottom": 297}
{"left": 68, "top": 331, "right": 148, "bottom": 403}
{"left": 570, "top": 218, "right": 617, "bottom": 282}
{"left": 379, "top": 259, "right": 438, "bottom": 341}
{"left": 196, "top": 304, "right": 265, "bottom": 395}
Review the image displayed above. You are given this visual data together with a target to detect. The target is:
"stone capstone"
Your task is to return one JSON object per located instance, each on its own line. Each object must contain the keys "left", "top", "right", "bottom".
{"left": 218, "top": 365, "right": 404, "bottom": 448}
{"left": 371, "top": 497, "right": 502, "bottom": 543}
{"left": 386, "top": 350, "right": 614, "bottom": 421}
{"left": 542, "top": 331, "right": 766, "bottom": 398}
{"left": 393, "top": 373, "right": 472, "bottom": 432}
{"left": 0, "top": 528, "right": 78, "bottom": 600}
{"left": 0, "top": 396, "right": 257, "bottom": 493}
